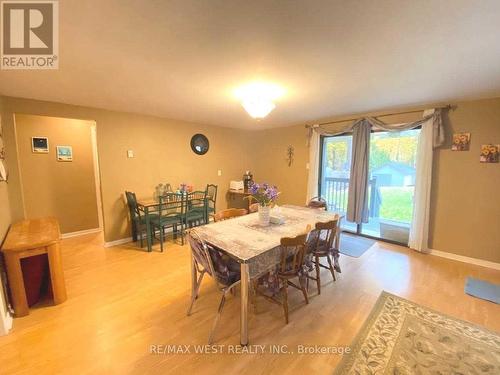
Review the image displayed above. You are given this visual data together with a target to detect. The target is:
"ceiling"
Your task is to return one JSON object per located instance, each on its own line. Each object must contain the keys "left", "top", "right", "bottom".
{"left": 1, "top": 0, "right": 500, "bottom": 129}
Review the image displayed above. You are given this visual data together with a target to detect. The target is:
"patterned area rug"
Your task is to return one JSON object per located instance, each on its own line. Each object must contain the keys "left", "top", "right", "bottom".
{"left": 334, "top": 291, "right": 500, "bottom": 374}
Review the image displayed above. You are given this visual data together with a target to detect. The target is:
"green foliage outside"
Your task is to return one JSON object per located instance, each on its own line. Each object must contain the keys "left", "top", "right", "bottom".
{"left": 379, "top": 187, "right": 414, "bottom": 223}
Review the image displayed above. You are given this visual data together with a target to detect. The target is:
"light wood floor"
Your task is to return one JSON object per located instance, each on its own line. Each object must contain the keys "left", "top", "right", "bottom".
{"left": 0, "top": 233, "right": 499, "bottom": 375}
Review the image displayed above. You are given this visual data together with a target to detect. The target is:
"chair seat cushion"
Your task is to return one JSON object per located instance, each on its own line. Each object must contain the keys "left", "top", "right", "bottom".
{"left": 150, "top": 215, "right": 182, "bottom": 227}
{"left": 133, "top": 214, "right": 158, "bottom": 224}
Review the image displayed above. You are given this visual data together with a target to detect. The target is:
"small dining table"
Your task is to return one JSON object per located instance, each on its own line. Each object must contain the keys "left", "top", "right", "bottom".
{"left": 137, "top": 192, "right": 206, "bottom": 251}
{"left": 194, "top": 204, "right": 342, "bottom": 345}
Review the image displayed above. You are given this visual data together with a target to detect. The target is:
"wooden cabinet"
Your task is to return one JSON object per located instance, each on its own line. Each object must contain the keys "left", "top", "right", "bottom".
{"left": 1, "top": 217, "right": 67, "bottom": 317}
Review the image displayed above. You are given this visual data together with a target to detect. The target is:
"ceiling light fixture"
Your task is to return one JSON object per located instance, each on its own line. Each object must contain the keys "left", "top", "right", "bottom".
{"left": 234, "top": 82, "right": 284, "bottom": 119}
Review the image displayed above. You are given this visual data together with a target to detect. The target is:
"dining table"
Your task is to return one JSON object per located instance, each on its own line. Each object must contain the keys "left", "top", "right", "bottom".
{"left": 136, "top": 191, "right": 206, "bottom": 251}
{"left": 194, "top": 204, "right": 342, "bottom": 345}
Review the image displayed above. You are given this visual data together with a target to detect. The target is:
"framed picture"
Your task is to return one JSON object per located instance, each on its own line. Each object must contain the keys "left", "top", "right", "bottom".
{"left": 451, "top": 132, "right": 471, "bottom": 151}
{"left": 480, "top": 144, "right": 499, "bottom": 163}
{"left": 32, "top": 137, "right": 49, "bottom": 153}
{"left": 56, "top": 146, "right": 73, "bottom": 161}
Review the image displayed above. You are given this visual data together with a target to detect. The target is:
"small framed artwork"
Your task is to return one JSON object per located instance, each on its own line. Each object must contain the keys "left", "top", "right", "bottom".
{"left": 480, "top": 144, "right": 499, "bottom": 163}
{"left": 451, "top": 132, "right": 471, "bottom": 151}
{"left": 32, "top": 137, "right": 49, "bottom": 153}
{"left": 56, "top": 146, "right": 73, "bottom": 161}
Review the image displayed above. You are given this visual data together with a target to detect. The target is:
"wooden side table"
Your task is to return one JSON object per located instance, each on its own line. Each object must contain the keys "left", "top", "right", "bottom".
{"left": 1, "top": 217, "right": 67, "bottom": 317}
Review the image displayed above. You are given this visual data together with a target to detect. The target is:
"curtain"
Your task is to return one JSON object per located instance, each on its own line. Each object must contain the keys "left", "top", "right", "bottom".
{"left": 306, "top": 108, "right": 444, "bottom": 251}
{"left": 346, "top": 120, "right": 370, "bottom": 223}
{"left": 408, "top": 109, "right": 436, "bottom": 252}
{"left": 306, "top": 130, "right": 320, "bottom": 203}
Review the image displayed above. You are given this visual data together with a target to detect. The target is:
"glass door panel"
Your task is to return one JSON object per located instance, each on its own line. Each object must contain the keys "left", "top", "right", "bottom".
{"left": 361, "top": 129, "right": 420, "bottom": 243}
{"left": 320, "top": 135, "right": 357, "bottom": 233}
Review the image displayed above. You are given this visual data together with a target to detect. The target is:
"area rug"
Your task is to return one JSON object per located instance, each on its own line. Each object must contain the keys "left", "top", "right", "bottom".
{"left": 465, "top": 277, "right": 500, "bottom": 304}
{"left": 339, "top": 233, "right": 375, "bottom": 258}
{"left": 334, "top": 291, "right": 500, "bottom": 374}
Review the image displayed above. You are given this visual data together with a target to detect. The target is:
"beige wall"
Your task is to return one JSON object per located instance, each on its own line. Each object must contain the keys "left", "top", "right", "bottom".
{"left": 14, "top": 115, "right": 99, "bottom": 234}
{"left": 1, "top": 95, "right": 499, "bottom": 262}
{"left": 1, "top": 96, "right": 253, "bottom": 243}
{"left": 251, "top": 98, "right": 500, "bottom": 263}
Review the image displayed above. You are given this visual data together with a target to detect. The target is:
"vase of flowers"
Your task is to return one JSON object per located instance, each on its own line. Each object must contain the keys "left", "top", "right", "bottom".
{"left": 246, "top": 183, "right": 280, "bottom": 226}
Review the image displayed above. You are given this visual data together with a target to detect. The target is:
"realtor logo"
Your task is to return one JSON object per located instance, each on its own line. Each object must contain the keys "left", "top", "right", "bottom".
{"left": 1, "top": 1, "right": 58, "bottom": 69}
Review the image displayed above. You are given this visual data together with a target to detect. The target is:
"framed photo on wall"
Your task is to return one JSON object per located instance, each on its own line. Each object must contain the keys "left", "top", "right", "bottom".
{"left": 480, "top": 144, "right": 499, "bottom": 163}
{"left": 56, "top": 146, "right": 73, "bottom": 161}
{"left": 32, "top": 137, "right": 49, "bottom": 153}
{"left": 451, "top": 132, "right": 471, "bottom": 151}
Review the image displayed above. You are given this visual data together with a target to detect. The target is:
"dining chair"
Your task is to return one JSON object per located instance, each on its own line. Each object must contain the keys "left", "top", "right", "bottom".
{"left": 205, "top": 184, "right": 218, "bottom": 220}
{"left": 184, "top": 191, "right": 208, "bottom": 227}
{"left": 125, "top": 191, "right": 156, "bottom": 248}
{"left": 305, "top": 218, "right": 339, "bottom": 294}
{"left": 186, "top": 230, "right": 241, "bottom": 344}
{"left": 254, "top": 226, "right": 311, "bottom": 324}
{"left": 150, "top": 193, "right": 185, "bottom": 250}
{"left": 249, "top": 203, "right": 259, "bottom": 213}
{"left": 214, "top": 208, "right": 248, "bottom": 222}
{"left": 307, "top": 196, "right": 328, "bottom": 210}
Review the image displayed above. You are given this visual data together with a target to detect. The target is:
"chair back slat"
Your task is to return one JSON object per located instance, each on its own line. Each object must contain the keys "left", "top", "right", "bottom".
{"left": 158, "top": 192, "right": 186, "bottom": 221}
{"left": 214, "top": 208, "right": 248, "bottom": 222}
{"left": 309, "top": 219, "right": 339, "bottom": 254}
{"left": 125, "top": 191, "right": 141, "bottom": 219}
{"left": 279, "top": 226, "right": 311, "bottom": 275}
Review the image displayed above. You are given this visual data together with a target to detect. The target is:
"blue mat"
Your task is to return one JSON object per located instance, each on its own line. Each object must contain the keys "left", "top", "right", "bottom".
{"left": 465, "top": 277, "right": 500, "bottom": 304}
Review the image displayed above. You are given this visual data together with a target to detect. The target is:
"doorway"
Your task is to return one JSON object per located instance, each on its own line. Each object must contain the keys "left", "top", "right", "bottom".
{"left": 319, "top": 129, "right": 420, "bottom": 244}
{"left": 14, "top": 114, "right": 103, "bottom": 236}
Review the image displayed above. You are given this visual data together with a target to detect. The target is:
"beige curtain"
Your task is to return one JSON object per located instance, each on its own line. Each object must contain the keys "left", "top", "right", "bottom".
{"left": 306, "top": 109, "right": 444, "bottom": 232}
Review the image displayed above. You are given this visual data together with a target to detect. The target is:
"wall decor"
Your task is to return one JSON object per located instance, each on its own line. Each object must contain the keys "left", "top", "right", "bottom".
{"left": 56, "top": 146, "right": 73, "bottom": 161}
{"left": 190, "top": 134, "right": 209, "bottom": 155}
{"left": 451, "top": 132, "right": 471, "bottom": 151}
{"left": 286, "top": 145, "right": 294, "bottom": 166}
{"left": 32, "top": 137, "right": 49, "bottom": 153}
{"left": 479, "top": 144, "right": 499, "bottom": 163}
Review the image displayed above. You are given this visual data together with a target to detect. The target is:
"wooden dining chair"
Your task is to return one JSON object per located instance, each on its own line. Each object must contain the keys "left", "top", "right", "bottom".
{"left": 306, "top": 218, "right": 339, "bottom": 294}
{"left": 254, "top": 226, "right": 311, "bottom": 324}
{"left": 249, "top": 203, "right": 259, "bottom": 213}
{"left": 186, "top": 230, "right": 241, "bottom": 344}
{"left": 307, "top": 196, "right": 328, "bottom": 210}
{"left": 214, "top": 208, "right": 248, "bottom": 222}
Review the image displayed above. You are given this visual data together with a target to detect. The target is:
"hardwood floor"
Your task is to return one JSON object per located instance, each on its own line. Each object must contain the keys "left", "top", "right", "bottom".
{"left": 0, "top": 233, "right": 499, "bottom": 375}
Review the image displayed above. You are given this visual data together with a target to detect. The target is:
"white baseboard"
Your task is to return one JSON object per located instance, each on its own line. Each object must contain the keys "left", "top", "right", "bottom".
{"left": 429, "top": 249, "right": 500, "bottom": 270}
{"left": 104, "top": 237, "right": 133, "bottom": 248}
{"left": 61, "top": 228, "right": 101, "bottom": 239}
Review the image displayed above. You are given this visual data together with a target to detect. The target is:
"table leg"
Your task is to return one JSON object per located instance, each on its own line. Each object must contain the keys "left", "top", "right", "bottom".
{"left": 240, "top": 263, "right": 249, "bottom": 346}
{"left": 47, "top": 243, "right": 67, "bottom": 304}
{"left": 4, "top": 253, "right": 29, "bottom": 317}
{"left": 191, "top": 253, "right": 197, "bottom": 299}
{"left": 145, "top": 207, "right": 152, "bottom": 252}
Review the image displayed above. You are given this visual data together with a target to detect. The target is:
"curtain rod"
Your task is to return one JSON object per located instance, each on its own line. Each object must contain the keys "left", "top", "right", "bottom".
{"left": 305, "top": 104, "right": 453, "bottom": 128}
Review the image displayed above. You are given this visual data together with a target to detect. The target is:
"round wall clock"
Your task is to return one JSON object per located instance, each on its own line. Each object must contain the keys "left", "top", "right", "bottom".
{"left": 190, "top": 134, "right": 209, "bottom": 155}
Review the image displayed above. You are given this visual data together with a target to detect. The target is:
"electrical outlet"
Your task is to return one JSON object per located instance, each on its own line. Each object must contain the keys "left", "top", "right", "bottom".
{"left": 127, "top": 150, "right": 134, "bottom": 158}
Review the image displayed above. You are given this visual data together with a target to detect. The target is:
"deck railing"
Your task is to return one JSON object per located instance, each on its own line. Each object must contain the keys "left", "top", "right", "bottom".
{"left": 322, "top": 177, "right": 380, "bottom": 217}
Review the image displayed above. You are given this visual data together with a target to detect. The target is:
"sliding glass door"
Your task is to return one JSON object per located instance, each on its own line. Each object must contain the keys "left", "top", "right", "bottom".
{"left": 319, "top": 129, "right": 421, "bottom": 244}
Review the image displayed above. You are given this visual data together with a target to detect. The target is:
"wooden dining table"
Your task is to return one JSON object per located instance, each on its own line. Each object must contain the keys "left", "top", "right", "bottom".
{"left": 137, "top": 192, "right": 206, "bottom": 251}
{"left": 194, "top": 204, "right": 342, "bottom": 345}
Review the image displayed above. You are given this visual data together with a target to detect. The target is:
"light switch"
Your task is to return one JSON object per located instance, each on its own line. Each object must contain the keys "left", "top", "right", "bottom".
{"left": 306, "top": 163, "right": 310, "bottom": 170}
{"left": 217, "top": 170, "right": 222, "bottom": 176}
{"left": 127, "top": 150, "right": 134, "bottom": 158}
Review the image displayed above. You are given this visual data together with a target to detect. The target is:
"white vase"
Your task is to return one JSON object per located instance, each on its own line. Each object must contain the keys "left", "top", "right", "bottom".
{"left": 258, "top": 205, "right": 271, "bottom": 226}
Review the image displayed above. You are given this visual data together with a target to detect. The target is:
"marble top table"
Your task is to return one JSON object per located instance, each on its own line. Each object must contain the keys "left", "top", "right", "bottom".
{"left": 194, "top": 204, "right": 341, "bottom": 345}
